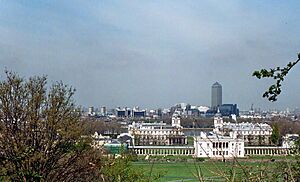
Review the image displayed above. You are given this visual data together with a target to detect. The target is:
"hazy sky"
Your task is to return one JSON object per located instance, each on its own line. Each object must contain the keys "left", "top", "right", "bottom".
{"left": 0, "top": 0, "right": 300, "bottom": 110}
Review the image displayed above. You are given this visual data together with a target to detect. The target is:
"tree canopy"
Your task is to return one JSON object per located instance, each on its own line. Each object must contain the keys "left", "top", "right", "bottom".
{"left": 0, "top": 71, "right": 100, "bottom": 181}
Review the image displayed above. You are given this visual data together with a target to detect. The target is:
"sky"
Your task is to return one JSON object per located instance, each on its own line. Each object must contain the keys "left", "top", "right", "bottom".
{"left": 0, "top": 0, "right": 300, "bottom": 110}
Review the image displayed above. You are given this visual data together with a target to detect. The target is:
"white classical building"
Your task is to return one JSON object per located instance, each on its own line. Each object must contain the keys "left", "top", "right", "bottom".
{"left": 128, "top": 112, "right": 187, "bottom": 146}
{"left": 91, "top": 132, "right": 110, "bottom": 148}
{"left": 213, "top": 112, "right": 272, "bottom": 146}
{"left": 194, "top": 111, "right": 273, "bottom": 159}
{"left": 282, "top": 134, "right": 299, "bottom": 148}
{"left": 194, "top": 132, "right": 244, "bottom": 158}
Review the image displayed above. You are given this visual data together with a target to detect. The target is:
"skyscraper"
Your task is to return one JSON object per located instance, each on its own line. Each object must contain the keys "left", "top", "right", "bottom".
{"left": 211, "top": 82, "right": 222, "bottom": 109}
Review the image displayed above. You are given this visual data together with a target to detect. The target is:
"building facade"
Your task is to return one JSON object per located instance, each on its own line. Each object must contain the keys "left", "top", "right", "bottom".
{"left": 211, "top": 82, "right": 222, "bottom": 110}
{"left": 213, "top": 112, "right": 272, "bottom": 146}
{"left": 219, "top": 104, "right": 239, "bottom": 116}
{"left": 194, "top": 132, "right": 244, "bottom": 158}
{"left": 128, "top": 113, "right": 187, "bottom": 146}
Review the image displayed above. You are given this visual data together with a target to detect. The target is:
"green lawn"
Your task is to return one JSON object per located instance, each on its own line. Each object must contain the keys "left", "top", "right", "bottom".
{"left": 247, "top": 155, "right": 295, "bottom": 160}
{"left": 133, "top": 160, "right": 279, "bottom": 181}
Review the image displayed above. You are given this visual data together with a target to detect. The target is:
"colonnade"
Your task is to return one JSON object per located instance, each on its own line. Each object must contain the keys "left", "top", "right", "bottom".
{"left": 129, "top": 146, "right": 291, "bottom": 156}
{"left": 245, "top": 147, "right": 290, "bottom": 156}
{"left": 129, "top": 146, "right": 195, "bottom": 156}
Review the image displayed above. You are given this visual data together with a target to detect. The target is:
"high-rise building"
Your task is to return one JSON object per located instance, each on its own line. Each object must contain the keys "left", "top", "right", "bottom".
{"left": 100, "top": 106, "right": 107, "bottom": 116}
{"left": 88, "top": 106, "right": 94, "bottom": 116}
{"left": 211, "top": 82, "right": 222, "bottom": 109}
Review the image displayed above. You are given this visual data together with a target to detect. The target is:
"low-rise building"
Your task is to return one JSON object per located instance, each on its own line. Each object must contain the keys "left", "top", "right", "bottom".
{"left": 91, "top": 132, "right": 110, "bottom": 148}
{"left": 282, "top": 134, "right": 299, "bottom": 148}
{"left": 194, "top": 132, "right": 244, "bottom": 158}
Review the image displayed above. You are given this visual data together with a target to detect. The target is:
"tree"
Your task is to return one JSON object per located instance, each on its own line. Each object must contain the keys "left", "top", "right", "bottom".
{"left": 270, "top": 124, "right": 280, "bottom": 146}
{"left": 253, "top": 53, "right": 300, "bottom": 101}
{"left": 0, "top": 71, "right": 100, "bottom": 181}
{"left": 99, "top": 155, "right": 161, "bottom": 182}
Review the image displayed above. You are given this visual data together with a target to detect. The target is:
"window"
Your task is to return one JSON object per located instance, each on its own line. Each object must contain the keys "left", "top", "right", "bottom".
{"left": 213, "top": 142, "right": 215, "bottom": 148}
{"left": 226, "top": 143, "right": 229, "bottom": 148}
{"left": 213, "top": 151, "right": 215, "bottom": 155}
{"left": 226, "top": 151, "right": 228, "bottom": 155}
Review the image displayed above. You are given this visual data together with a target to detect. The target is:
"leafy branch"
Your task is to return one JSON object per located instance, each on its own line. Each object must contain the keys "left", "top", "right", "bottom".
{"left": 252, "top": 53, "right": 300, "bottom": 102}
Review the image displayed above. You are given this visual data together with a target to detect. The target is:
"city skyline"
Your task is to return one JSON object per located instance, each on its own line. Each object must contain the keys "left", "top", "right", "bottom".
{"left": 1, "top": 1, "right": 300, "bottom": 110}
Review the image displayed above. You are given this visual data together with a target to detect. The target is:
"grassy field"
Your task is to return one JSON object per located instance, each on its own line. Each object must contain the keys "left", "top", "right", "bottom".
{"left": 133, "top": 157, "right": 282, "bottom": 181}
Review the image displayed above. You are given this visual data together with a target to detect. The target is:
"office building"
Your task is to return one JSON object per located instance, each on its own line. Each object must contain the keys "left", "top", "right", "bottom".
{"left": 100, "top": 106, "right": 107, "bottom": 116}
{"left": 88, "top": 106, "right": 94, "bottom": 116}
{"left": 219, "top": 104, "right": 239, "bottom": 116}
{"left": 211, "top": 82, "right": 222, "bottom": 109}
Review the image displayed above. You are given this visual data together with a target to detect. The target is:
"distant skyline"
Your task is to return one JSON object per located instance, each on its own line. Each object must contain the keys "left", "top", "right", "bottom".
{"left": 0, "top": 1, "right": 300, "bottom": 110}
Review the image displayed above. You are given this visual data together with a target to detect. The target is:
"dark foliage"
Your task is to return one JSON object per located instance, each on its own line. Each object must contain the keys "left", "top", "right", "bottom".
{"left": 252, "top": 53, "right": 300, "bottom": 101}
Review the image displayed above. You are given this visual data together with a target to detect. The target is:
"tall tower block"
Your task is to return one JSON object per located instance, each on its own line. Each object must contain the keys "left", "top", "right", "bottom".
{"left": 211, "top": 82, "right": 222, "bottom": 110}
